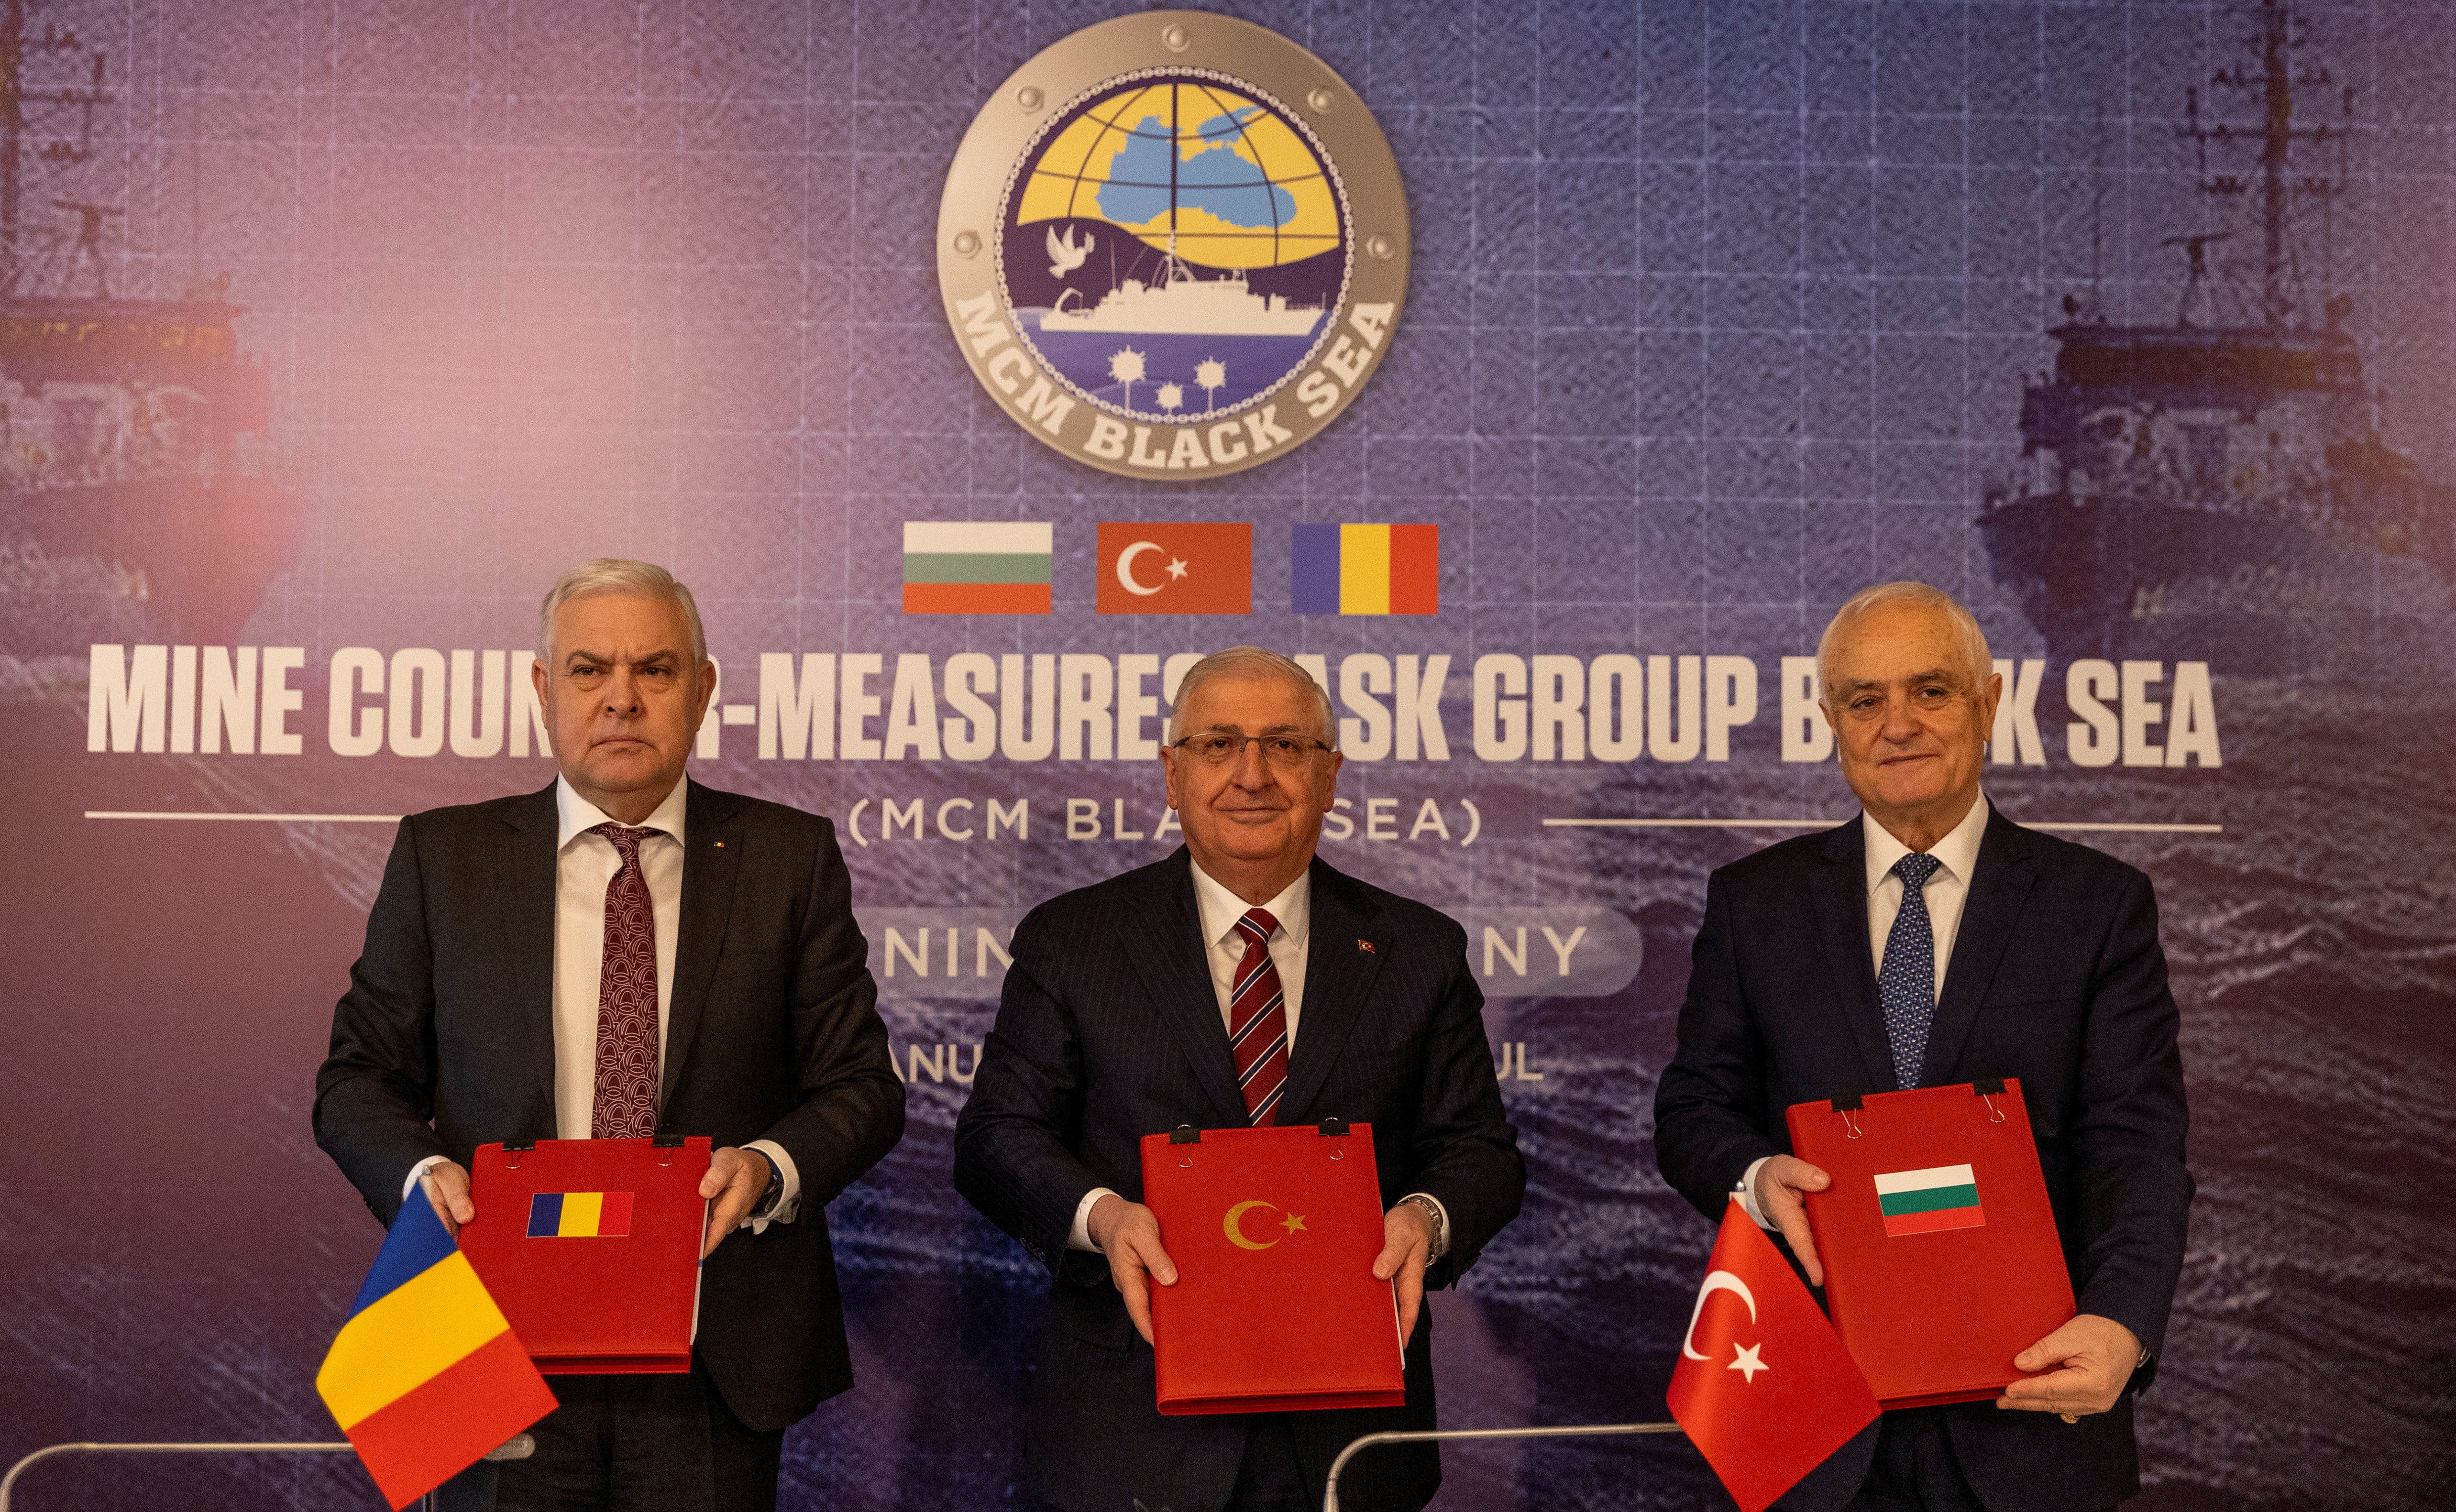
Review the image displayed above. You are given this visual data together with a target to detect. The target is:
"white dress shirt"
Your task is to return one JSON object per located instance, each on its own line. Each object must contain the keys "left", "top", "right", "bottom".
{"left": 1737, "top": 793, "right": 1991, "bottom": 1227}
{"left": 404, "top": 775, "right": 799, "bottom": 1231}
{"left": 1069, "top": 862, "right": 1449, "bottom": 1257}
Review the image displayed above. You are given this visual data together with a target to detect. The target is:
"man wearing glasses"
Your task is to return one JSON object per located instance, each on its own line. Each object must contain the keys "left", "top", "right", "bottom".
{"left": 955, "top": 646, "right": 1526, "bottom": 1512}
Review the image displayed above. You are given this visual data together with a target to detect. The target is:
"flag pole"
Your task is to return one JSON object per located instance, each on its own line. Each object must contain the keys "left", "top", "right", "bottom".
{"left": 1322, "top": 1423, "right": 1685, "bottom": 1512}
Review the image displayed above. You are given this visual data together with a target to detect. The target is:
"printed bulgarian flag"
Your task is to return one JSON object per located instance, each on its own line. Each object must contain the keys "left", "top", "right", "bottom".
{"left": 526, "top": 1191, "right": 634, "bottom": 1237}
{"left": 318, "top": 1192, "right": 558, "bottom": 1508}
{"left": 903, "top": 521, "right": 1053, "bottom": 613}
{"left": 1874, "top": 1163, "right": 1985, "bottom": 1237}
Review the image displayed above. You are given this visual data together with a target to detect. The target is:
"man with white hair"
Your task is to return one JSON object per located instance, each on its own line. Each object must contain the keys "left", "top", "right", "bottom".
{"left": 954, "top": 645, "right": 1525, "bottom": 1512}
{"left": 1654, "top": 581, "right": 2192, "bottom": 1512}
{"left": 315, "top": 558, "right": 904, "bottom": 1511}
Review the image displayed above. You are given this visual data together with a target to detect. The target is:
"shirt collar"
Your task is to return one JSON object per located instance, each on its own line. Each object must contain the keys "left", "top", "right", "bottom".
{"left": 555, "top": 774, "right": 689, "bottom": 852}
{"left": 1861, "top": 791, "right": 1990, "bottom": 896}
{"left": 1189, "top": 858, "right": 1312, "bottom": 952}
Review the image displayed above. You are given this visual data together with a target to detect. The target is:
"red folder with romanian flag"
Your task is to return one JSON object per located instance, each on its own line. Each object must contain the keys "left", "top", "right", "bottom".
{"left": 455, "top": 1136, "right": 713, "bottom": 1374}
{"left": 1786, "top": 1079, "right": 2077, "bottom": 1408}
{"left": 316, "top": 1188, "right": 558, "bottom": 1509}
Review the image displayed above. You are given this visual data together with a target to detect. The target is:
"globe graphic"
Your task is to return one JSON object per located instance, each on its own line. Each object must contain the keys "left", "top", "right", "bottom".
{"left": 1002, "top": 75, "right": 1349, "bottom": 421}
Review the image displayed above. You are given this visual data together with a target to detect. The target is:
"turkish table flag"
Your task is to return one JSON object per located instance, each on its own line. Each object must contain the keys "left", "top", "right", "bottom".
{"left": 1096, "top": 522, "right": 1253, "bottom": 614}
{"left": 1667, "top": 1198, "right": 1882, "bottom": 1512}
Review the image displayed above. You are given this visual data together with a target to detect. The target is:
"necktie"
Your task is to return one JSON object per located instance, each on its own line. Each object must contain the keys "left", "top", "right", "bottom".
{"left": 590, "top": 823, "right": 661, "bottom": 1139}
{"left": 1228, "top": 908, "right": 1290, "bottom": 1126}
{"left": 1878, "top": 852, "right": 1944, "bottom": 1091}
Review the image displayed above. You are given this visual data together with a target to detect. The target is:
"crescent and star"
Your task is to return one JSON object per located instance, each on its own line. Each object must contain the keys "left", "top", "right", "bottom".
{"left": 1222, "top": 1199, "right": 1306, "bottom": 1250}
{"left": 1682, "top": 1268, "right": 1771, "bottom": 1382}
{"left": 1115, "top": 540, "right": 1190, "bottom": 597}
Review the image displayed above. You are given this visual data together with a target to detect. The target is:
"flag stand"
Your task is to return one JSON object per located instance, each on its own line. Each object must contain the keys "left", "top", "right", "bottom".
{"left": 1322, "top": 1422, "right": 1686, "bottom": 1512}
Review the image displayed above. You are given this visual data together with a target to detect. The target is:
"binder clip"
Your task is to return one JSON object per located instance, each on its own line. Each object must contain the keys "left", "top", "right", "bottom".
{"left": 502, "top": 1140, "right": 535, "bottom": 1170}
{"left": 1171, "top": 1124, "right": 1201, "bottom": 1167}
{"left": 653, "top": 1133, "right": 685, "bottom": 1166}
{"left": 1830, "top": 1093, "right": 1864, "bottom": 1140}
{"left": 1973, "top": 1078, "right": 2009, "bottom": 1123}
{"left": 1318, "top": 1117, "right": 1350, "bottom": 1157}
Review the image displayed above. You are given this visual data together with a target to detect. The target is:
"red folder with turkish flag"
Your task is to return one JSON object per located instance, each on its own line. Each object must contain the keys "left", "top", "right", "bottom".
{"left": 1786, "top": 1079, "right": 2077, "bottom": 1408}
{"left": 1668, "top": 1199, "right": 1881, "bottom": 1512}
{"left": 456, "top": 1137, "right": 712, "bottom": 1375}
{"left": 1138, "top": 1119, "right": 1406, "bottom": 1415}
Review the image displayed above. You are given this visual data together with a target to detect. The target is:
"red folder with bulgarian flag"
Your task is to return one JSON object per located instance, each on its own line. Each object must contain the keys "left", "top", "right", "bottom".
{"left": 1786, "top": 1079, "right": 2077, "bottom": 1408}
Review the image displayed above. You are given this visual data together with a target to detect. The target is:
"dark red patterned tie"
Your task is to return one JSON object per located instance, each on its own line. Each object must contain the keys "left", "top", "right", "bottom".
{"left": 1229, "top": 908, "right": 1289, "bottom": 1126}
{"left": 590, "top": 823, "right": 660, "bottom": 1139}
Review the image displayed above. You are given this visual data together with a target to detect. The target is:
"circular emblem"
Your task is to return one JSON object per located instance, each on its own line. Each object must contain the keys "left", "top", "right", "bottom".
{"left": 938, "top": 12, "right": 1408, "bottom": 480}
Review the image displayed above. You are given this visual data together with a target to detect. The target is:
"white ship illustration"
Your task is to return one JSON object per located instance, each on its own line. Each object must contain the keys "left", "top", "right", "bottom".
{"left": 1038, "top": 243, "right": 1324, "bottom": 338}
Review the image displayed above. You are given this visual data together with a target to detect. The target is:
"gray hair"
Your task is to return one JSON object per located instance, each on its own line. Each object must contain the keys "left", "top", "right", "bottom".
{"left": 537, "top": 558, "right": 708, "bottom": 667}
{"left": 1167, "top": 645, "right": 1337, "bottom": 748}
{"left": 1816, "top": 581, "right": 1992, "bottom": 699}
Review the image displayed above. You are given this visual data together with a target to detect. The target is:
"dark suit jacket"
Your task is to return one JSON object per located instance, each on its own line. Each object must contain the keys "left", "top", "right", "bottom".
{"left": 313, "top": 779, "right": 905, "bottom": 1432}
{"left": 1654, "top": 807, "right": 2193, "bottom": 1512}
{"left": 952, "top": 848, "right": 1525, "bottom": 1512}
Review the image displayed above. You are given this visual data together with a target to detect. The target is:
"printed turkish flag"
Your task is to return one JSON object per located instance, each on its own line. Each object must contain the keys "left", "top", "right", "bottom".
{"left": 1096, "top": 522, "right": 1253, "bottom": 614}
{"left": 1667, "top": 1198, "right": 1881, "bottom": 1512}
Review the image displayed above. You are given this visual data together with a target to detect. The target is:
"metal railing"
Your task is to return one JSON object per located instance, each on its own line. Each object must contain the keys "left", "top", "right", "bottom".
{"left": 0, "top": 1434, "right": 532, "bottom": 1512}
{"left": 1323, "top": 1422, "right": 1687, "bottom": 1512}
{"left": 0, "top": 1443, "right": 355, "bottom": 1512}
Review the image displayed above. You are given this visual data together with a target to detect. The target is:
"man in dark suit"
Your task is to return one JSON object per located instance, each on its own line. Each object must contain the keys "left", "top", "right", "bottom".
{"left": 314, "top": 558, "right": 904, "bottom": 1512}
{"left": 954, "top": 645, "right": 1525, "bottom": 1512}
{"left": 1655, "top": 582, "right": 2193, "bottom": 1512}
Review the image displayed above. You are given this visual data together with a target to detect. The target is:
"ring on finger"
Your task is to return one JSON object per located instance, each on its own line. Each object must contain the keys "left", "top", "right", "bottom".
{"left": 2060, "top": 1413, "right": 2078, "bottom": 1424}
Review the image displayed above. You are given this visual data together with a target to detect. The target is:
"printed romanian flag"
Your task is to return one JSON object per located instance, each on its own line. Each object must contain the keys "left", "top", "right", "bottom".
{"left": 1874, "top": 1163, "right": 1986, "bottom": 1237}
{"left": 903, "top": 521, "right": 1053, "bottom": 613}
{"left": 1290, "top": 523, "right": 1438, "bottom": 615}
{"left": 527, "top": 1191, "right": 634, "bottom": 1238}
{"left": 317, "top": 1191, "right": 559, "bottom": 1509}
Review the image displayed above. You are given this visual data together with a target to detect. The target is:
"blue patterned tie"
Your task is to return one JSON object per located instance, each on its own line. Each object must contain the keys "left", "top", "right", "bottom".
{"left": 1879, "top": 852, "right": 1945, "bottom": 1090}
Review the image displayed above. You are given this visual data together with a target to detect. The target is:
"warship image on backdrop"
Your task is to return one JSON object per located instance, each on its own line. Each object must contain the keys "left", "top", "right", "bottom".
{"left": 1978, "top": 0, "right": 2455, "bottom": 687}
{"left": 0, "top": 0, "right": 293, "bottom": 659}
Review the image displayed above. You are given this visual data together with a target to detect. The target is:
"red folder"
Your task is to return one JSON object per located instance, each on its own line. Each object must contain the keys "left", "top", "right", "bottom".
{"left": 1786, "top": 1080, "right": 2076, "bottom": 1408}
{"left": 457, "top": 1137, "right": 711, "bottom": 1375}
{"left": 1139, "top": 1120, "right": 1406, "bottom": 1415}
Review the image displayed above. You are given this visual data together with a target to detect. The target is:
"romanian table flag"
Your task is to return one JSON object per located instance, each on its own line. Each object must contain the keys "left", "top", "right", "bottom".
{"left": 1874, "top": 1163, "right": 1986, "bottom": 1236}
{"left": 317, "top": 1191, "right": 559, "bottom": 1509}
{"left": 902, "top": 520, "right": 1053, "bottom": 613}
{"left": 1290, "top": 522, "right": 1438, "bottom": 614}
{"left": 1667, "top": 1198, "right": 1881, "bottom": 1512}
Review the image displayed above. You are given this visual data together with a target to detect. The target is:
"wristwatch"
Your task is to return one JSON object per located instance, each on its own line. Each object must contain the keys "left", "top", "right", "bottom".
{"left": 749, "top": 1148, "right": 785, "bottom": 1220}
{"left": 1396, "top": 1194, "right": 1449, "bottom": 1260}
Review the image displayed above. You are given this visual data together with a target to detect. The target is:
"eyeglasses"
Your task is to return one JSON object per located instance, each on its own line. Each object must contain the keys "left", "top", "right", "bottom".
{"left": 1169, "top": 732, "right": 1334, "bottom": 768}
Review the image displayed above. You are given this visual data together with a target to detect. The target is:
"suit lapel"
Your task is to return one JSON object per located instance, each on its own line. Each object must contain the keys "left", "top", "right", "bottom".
{"left": 1123, "top": 851, "right": 1251, "bottom": 1128}
{"left": 497, "top": 784, "right": 562, "bottom": 1117}
{"left": 1918, "top": 809, "right": 2038, "bottom": 1086}
{"left": 662, "top": 779, "right": 743, "bottom": 1113}
{"left": 1276, "top": 859, "right": 1387, "bottom": 1128}
{"left": 1809, "top": 818, "right": 1898, "bottom": 1096}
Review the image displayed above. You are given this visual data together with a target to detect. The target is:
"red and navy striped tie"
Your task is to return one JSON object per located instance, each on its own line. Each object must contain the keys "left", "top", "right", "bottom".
{"left": 1228, "top": 908, "right": 1290, "bottom": 1126}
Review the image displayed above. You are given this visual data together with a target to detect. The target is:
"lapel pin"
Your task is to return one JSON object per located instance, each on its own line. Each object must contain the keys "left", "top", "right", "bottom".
{"left": 714, "top": 841, "right": 725, "bottom": 847}
{"left": 1357, "top": 939, "right": 1374, "bottom": 953}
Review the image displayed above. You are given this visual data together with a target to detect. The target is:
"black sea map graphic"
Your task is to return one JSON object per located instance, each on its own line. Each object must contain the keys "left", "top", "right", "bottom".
{"left": 1000, "top": 77, "right": 1346, "bottom": 420}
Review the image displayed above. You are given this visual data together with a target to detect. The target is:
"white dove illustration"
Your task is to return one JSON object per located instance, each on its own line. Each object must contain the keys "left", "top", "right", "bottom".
{"left": 1046, "top": 224, "right": 1093, "bottom": 279}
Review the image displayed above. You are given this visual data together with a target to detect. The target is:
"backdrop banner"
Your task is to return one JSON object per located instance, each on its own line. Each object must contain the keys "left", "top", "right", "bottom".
{"left": 2, "top": 2, "right": 2449, "bottom": 1509}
